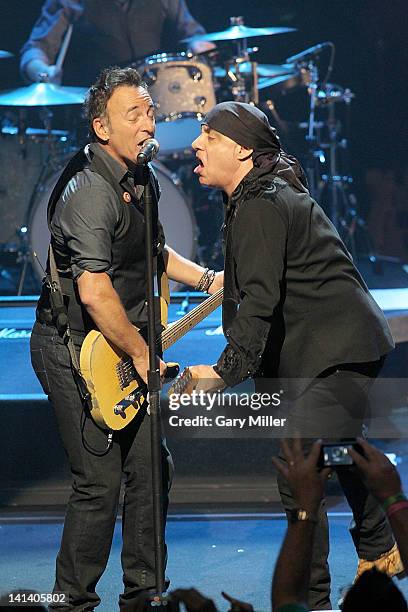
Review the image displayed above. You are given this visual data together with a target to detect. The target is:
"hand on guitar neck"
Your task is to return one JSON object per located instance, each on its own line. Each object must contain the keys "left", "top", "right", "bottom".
{"left": 170, "top": 364, "right": 225, "bottom": 396}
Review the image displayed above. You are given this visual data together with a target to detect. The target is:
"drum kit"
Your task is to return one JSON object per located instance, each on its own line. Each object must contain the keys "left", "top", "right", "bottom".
{"left": 0, "top": 17, "right": 364, "bottom": 294}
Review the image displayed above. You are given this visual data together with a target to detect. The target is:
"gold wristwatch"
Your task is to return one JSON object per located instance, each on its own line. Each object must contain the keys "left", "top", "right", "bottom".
{"left": 288, "top": 508, "right": 318, "bottom": 524}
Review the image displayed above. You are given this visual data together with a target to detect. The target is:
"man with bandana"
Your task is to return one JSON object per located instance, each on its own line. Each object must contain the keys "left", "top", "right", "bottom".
{"left": 189, "top": 102, "right": 402, "bottom": 610}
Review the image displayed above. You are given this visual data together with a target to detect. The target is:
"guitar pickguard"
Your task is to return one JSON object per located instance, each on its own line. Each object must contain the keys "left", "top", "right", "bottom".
{"left": 113, "top": 388, "right": 146, "bottom": 420}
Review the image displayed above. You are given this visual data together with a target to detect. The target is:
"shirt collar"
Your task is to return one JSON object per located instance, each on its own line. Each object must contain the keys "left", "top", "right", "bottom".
{"left": 228, "top": 167, "right": 259, "bottom": 208}
{"left": 89, "top": 142, "right": 131, "bottom": 185}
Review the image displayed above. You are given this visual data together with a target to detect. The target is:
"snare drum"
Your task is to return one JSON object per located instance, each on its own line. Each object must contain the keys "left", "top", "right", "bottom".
{"left": 138, "top": 52, "right": 216, "bottom": 157}
{"left": 155, "top": 114, "right": 202, "bottom": 158}
{"left": 139, "top": 52, "right": 216, "bottom": 118}
{"left": 29, "top": 156, "right": 197, "bottom": 290}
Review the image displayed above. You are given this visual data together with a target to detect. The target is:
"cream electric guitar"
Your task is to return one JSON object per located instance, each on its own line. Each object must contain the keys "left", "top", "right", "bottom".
{"left": 79, "top": 288, "right": 223, "bottom": 430}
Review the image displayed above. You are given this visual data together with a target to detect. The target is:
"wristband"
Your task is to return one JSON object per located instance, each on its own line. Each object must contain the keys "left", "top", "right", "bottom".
{"left": 386, "top": 500, "right": 408, "bottom": 519}
{"left": 195, "top": 268, "right": 216, "bottom": 293}
{"left": 381, "top": 492, "right": 407, "bottom": 511}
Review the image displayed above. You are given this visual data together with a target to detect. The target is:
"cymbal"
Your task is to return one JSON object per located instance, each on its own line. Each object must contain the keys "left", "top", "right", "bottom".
{"left": 183, "top": 25, "right": 296, "bottom": 44}
{"left": 258, "top": 69, "right": 312, "bottom": 92}
{"left": 213, "top": 62, "right": 295, "bottom": 79}
{"left": 258, "top": 74, "right": 297, "bottom": 90}
{"left": 0, "top": 82, "right": 88, "bottom": 106}
{"left": 0, "top": 50, "right": 13, "bottom": 59}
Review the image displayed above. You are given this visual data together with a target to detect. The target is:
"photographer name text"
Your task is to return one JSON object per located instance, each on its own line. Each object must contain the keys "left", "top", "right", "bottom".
{"left": 168, "top": 415, "right": 286, "bottom": 429}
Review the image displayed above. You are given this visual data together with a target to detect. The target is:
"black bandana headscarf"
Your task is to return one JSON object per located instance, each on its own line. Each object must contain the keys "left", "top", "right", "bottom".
{"left": 204, "top": 101, "right": 309, "bottom": 194}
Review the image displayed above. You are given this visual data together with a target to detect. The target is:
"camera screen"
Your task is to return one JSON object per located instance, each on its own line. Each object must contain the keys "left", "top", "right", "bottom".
{"left": 322, "top": 444, "right": 354, "bottom": 466}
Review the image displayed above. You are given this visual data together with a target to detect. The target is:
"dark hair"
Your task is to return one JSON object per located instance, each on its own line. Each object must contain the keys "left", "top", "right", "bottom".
{"left": 84, "top": 66, "right": 147, "bottom": 140}
{"left": 342, "top": 568, "right": 407, "bottom": 611}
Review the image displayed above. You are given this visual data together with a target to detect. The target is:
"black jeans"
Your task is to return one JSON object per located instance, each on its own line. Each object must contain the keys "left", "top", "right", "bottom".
{"left": 30, "top": 321, "right": 173, "bottom": 611}
{"left": 276, "top": 362, "right": 395, "bottom": 610}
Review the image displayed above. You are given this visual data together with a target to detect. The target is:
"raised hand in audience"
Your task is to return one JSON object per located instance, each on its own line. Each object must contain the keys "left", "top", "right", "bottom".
{"left": 271, "top": 439, "right": 331, "bottom": 611}
{"left": 171, "top": 588, "right": 218, "bottom": 611}
{"left": 221, "top": 590, "right": 254, "bottom": 611}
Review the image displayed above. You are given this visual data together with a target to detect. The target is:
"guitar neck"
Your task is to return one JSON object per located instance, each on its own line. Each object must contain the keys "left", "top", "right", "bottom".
{"left": 158, "top": 288, "right": 223, "bottom": 352}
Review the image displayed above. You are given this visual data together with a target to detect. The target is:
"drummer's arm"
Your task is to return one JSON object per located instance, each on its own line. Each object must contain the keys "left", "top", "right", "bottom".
{"left": 164, "top": 0, "right": 215, "bottom": 52}
{"left": 164, "top": 0, "right": 205, "bottom": 38}
{"left": 20, "top": 0, "right": 73, "bottom": 83}
{"left": 163, "top": 245, "right": 223, "bottom": 295}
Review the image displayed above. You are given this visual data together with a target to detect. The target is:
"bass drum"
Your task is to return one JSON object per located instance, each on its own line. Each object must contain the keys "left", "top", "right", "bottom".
{"left": 29, "top": 157, "right": 197, "bottom": 290}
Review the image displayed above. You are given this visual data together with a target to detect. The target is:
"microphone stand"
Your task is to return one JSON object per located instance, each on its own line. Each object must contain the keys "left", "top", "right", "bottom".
{"left": 134, "top": 159, "right": 165, "bottom": 600}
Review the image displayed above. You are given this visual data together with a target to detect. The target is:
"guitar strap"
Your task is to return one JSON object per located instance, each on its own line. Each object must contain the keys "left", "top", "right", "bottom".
{"left": 48, "top": 243, "right": 91, "bottom": 404}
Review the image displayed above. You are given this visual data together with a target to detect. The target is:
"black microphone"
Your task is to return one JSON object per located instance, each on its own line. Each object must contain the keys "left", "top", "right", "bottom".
{"left": 285, "top": 42, "right": 332, "bottom": 64}
{"left": 136, "top": 138, "right": 160, "bottom": 164}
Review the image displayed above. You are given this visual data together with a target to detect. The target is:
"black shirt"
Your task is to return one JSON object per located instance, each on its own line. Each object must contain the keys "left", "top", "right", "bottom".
{"left": 52, "top": 143, "right": 146, "bottom": 279}
{"left": 45, "top": 142, "right": 165, "bottom": 331}
{"left": 215, "top": 168, "right": 395, "bottom": 388}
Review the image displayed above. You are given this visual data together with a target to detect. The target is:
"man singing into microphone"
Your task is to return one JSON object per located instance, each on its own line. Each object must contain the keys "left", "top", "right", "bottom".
{"left": 30, "top": 66, "right": 222, "bottom": 611}
{"left": 188, "top": 101, "right": 401, "bottom": 610}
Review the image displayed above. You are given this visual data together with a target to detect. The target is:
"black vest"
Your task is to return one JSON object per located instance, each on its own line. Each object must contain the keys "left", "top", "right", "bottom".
{"left": 37, "top": 146, "right": 163, "bottom": 334}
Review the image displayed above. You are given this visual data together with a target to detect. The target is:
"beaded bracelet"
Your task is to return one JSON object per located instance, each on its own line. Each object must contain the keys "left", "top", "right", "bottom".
{"left": 203, "top": 269, "right": 216, "bottom": 292}
{"left": 381, "top": 492, "right": 407, "bottom": 511}
{"left": 195, "top": 268, "right": 209, "bottom": 292}
{"left": 386, "top": 500, "right": 408, "bottom": 519}
{"left": 195, "top": 268, "right": 216, "bottom": 293}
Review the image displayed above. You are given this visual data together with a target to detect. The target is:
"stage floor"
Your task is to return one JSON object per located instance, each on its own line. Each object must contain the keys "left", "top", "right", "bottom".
{"left": 1, "top": 512, "right": 407, "bottom": 611}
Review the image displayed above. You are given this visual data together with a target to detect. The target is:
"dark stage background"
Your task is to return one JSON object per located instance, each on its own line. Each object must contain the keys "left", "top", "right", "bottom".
{"left": 0, "top": 1, "right": 406, "bottom": 172}
{"left": 0, "top": 1, "right": 407, "bottom": 265}
{"left": 0, "top": 1, "right": 407, "bottom": 262}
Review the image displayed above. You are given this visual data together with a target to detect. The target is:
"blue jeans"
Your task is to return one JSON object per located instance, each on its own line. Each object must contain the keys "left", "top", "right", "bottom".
{"left": 30, "top": 321, "right": 173, "bottom": 611}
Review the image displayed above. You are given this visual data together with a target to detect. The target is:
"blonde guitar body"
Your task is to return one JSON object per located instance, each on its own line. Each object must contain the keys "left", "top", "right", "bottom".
{"left": 80, "top": 329, "right": 147, "bottom": 431}
{"left": 80, "top": 288, "right": 224, "bottom": 431}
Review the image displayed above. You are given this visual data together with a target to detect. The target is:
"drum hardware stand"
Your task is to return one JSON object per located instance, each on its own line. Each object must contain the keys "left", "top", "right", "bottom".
{"left": 263, "top": 99, "right": 289, "bottom": 137}
{"left": 306, "top": 84, "right": 378, "bottom": 263}
{"left": 39, "top": 106, "right": 57, "bottom": 152}
{"left": 302, "top": 61, "right": 322, "bottom": 199}
{"left": 11, "top": 226, "right": 45, "bottom": 297}
{"left": 230, "top": 16, "right": 249, "bottom": 102}
{"left": 224, "top": 17, "right": 259, "bottom": 105}
{"left": 15, "top": 226, "right": 31, "bottom": 296}
{"left": 17, "top": 108, "right": 28, "bottom": 144}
